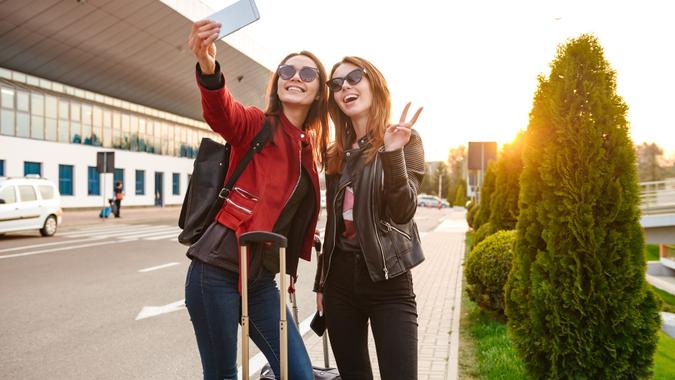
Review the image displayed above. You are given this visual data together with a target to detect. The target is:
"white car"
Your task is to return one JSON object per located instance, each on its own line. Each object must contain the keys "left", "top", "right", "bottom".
{"left": 0, "top": 176, "right": 63, "bottom": 237}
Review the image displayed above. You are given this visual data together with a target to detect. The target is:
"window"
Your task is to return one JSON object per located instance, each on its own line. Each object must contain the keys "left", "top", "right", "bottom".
{"left": 24, "top": 161, "right": 42, "bottom": 176}
{"left": 88, "top": 166, "right": 100, "bottom": 195}
{"left": 113, "top": 168, "right": 124, "bottom": 193}
{"left": 18, "top": 185, "right": 37, "bottom": 202}
{"left": 38, "top": 185, "right": 54, "bottom": 200}
{"left": 16, "top": 90, "right": 29, "bottom": 138}
{"left": 135, "top": 170, "right": 145, "bottom": 195}
{"left": 59, "top": 165, "right": 74, "bottom": 196}
{"left": 0, "top": 185, "right": 16, "bottom": 204}
{"left": 172, "top": 173, "right": 180, "bottom": 195}
{"left": 0, "top": 159, "right": 4, "bottom": 176}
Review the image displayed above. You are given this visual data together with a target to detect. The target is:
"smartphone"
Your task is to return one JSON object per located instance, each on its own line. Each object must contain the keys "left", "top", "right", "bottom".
{"left": 207, "top": 0, "right": 260, "bottom": 39}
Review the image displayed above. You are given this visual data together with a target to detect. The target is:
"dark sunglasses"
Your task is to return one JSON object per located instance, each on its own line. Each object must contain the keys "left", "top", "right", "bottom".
{"left": 327, "top": 68, "right": 367, "bottom": 92}
{"left": 277, "top": 65, "right": 320, "bottom": 82}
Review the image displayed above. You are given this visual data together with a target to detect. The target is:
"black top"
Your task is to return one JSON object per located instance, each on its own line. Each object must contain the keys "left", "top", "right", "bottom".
{"left": 336, "top": 135, "right": 369, "bottom": 253}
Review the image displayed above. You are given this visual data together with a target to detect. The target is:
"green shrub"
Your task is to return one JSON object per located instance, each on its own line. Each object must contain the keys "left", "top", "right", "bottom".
{"left": 504, "top": 35, "right": 660, "bottom": 379}
{"left": 472, "top": 222, "right": 496, "bottom": 249}
{"left": 473, "top": 161, "right": 497, "bottom": 230}
{"left": 465, "top": 230, "right": 516, "bottom": 314}
{"left": 466, "top": 202, "right": 479, "bottom": 229}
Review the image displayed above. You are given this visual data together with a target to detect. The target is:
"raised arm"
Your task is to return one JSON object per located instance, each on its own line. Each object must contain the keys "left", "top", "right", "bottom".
{"left": 189, "top": 20, "right": 263, "bottom": 147}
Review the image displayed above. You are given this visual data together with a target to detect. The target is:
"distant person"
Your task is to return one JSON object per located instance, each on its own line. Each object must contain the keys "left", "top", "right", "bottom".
{"left": 314, "top": 56, "right": 425, "bottom": 380}
{"left": 184, "top": 20, "right": 329, "bottom": 380}
{"left": 113, "top": 181, "right": 123, "bottom": 218}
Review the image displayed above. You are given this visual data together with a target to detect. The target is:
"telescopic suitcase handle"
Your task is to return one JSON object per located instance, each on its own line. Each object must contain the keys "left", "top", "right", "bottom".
{"left": 239, "top": 231, "right": 289, "bottom": 379}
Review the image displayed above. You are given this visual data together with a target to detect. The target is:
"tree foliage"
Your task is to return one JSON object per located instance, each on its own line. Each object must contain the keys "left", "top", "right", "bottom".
{"left": 504, "top": 34, "right": 660, "bottom": 379}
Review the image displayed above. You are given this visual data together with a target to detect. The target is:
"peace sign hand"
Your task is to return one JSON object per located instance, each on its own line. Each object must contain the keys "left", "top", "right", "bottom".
{"left": 384, "top": 102, "right": 423, "bottom": 152}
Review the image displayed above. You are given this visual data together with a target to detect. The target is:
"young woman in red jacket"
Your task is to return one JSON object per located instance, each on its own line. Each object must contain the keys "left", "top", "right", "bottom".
{"left": 186, "top": 20, "right": 329, "bottom": 380}
{"left": 314, "top": 56, "right": 425, "bottom": 380}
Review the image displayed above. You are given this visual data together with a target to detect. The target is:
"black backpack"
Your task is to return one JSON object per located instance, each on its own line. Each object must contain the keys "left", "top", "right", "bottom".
{"left": 177, "top": 119, "right": 272, "bottom": 245}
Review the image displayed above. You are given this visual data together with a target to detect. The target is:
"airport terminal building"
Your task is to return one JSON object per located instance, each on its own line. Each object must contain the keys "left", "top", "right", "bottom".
{"left": 0, "top": 0, "right": 271, "bottom": 208}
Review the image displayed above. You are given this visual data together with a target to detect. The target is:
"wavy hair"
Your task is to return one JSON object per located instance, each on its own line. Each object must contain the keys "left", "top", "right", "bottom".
{"left": 326, "top": 56, "right": 391, "bottom": 174}
{"left": 264, "top": 51, "right": 329, "bottom": 170}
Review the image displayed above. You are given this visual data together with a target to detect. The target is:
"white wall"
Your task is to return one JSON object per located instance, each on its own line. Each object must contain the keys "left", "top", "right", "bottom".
{"left": 1, "top": 136, "right": 194, "bottom": 208}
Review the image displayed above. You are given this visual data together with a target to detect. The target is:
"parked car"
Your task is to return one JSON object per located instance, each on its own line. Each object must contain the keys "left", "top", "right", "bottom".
{"left": 0, "top": 176, "right": 63, "bottom": 237}
{"left": 417, "top": 194, "right": 446, "bottom": 208}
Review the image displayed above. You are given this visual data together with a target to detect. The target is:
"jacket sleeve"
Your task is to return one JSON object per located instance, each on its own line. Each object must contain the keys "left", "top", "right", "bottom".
{"left": 196, "top": 61, "right": 264, "bottom": 147}
{"left": 313, "top": 251, "right": 323, "bottom": 292}
{"left": 379, "top": 129, "right": 425, "bottom": 224}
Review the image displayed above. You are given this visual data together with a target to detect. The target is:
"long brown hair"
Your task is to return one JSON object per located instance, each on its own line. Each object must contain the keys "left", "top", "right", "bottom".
{"left": 326, "top": 56, "right": 391, "bottom": 174}
{"left": 265, "top": 51, "right": 329, "bottom": 170}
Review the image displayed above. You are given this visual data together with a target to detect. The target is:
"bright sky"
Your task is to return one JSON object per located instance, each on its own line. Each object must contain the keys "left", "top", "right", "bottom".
{"left": 197, "top": 0, "right": 675, "bottom": 161}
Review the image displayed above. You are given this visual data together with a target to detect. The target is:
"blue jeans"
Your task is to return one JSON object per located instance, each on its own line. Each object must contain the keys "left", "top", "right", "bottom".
{"left": 185, "top": 260, "right": 313, "bottom": 380}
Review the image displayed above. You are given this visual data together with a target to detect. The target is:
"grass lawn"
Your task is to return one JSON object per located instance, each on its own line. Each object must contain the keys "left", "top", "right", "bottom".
{"left": 652, "top": 286, "right": 675, "bottom": 313}
{"left": 460, "top": 231, "right": 675, "bottom": 379}
{"left": 653, "top": 332, "right": 675, "bottom": 380}
{"left": 645, "top": 244, "right": 660, "bottom": 261}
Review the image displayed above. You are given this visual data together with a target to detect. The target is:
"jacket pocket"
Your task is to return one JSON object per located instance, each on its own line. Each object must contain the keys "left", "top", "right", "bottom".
{"left": 378, "top": 219, "right": 414, "bottom": 257}
{"left": 221, "top": 186, "right": 260, "bottom": 228}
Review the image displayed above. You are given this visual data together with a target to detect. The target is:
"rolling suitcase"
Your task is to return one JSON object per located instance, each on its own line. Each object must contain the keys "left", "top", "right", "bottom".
{"left": 257, "top": 237, "right": 341, "bottom": 380}
{"left": 239, "top": 231, "right": 291, "bottom": 380}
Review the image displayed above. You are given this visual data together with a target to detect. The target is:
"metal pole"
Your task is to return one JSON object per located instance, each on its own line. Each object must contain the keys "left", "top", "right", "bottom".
{"left": 323, "top": 333, "right": 330, "bottom": 368}
{"left": 279, "top": 247, "right": 288, "bottom": 380}
{"left": 102, "top": 154, "right": 107, "bottom": 209}
{"left": 241, "top": 245, "right": 249, "bottom": 380}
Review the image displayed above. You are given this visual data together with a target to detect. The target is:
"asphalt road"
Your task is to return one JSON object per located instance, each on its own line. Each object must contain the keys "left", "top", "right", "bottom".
{"left": 0, "top": 206, "right": 453, "bottom": 379}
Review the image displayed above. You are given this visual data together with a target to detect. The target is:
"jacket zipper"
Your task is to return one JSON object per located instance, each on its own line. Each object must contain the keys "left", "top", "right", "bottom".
{"left": 225, "top": 198, "right": 252, "bottom": 214}
{"left": 380, "top": 221, "right": 412, "bottom": 240}
{"left": 280, "top": 144, "right": 303, "bottom": 212}
{"left": 234, "top": 186, "right": 259, "bottom": 201}
{"left": 372, "top": 154, "right": 389, "bottom": 280}
{"left": 321, "top": 181, "right": 350, "bottom": 288}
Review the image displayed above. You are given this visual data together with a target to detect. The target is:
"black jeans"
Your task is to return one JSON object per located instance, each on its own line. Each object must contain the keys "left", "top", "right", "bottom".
{"left": 324, "top": 248, "right": 418, "bottom": 380}
{"left": 114, "top": 199, "right": 121, "bottom": 217}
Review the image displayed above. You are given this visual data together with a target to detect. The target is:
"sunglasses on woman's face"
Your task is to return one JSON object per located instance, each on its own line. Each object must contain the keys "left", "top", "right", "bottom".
{"left": 327, "top": 68, "right": 366, "bottom": 92}
{"left": 277, "top": 65, "right": 320, "bottom": 82}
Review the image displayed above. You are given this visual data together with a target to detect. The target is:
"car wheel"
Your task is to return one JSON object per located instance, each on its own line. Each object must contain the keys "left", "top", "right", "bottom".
{"left": 40, "top": 215, "right": 58, "bottom": 237}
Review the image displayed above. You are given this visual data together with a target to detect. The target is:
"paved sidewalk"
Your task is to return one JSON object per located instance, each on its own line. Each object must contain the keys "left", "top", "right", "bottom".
{"left": 304, "top": 210, "right": 468, "bottom": 380}
{"left": 59, "top": 205, "right": 181, "bottom": 229}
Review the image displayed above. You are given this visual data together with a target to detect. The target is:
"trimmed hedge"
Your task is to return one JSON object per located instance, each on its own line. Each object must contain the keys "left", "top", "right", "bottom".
{"left": 465, "top": 230, "right": 516, "bottom": 314}
{"left": 472, "top": 222, "right": 496, "bottom": 250}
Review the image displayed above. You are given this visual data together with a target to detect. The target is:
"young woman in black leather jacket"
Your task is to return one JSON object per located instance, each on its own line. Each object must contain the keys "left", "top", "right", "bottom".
{"left": 314, "top": 56, "right": 425, "bottom": 380}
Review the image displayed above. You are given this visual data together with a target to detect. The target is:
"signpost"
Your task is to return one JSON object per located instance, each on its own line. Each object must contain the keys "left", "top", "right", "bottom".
{"left": 96, "top": 152, "right": 115, "bottom": 209}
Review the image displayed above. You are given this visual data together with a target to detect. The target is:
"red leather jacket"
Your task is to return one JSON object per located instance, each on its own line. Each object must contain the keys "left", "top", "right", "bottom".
{"left": 198, "top": 76, "right": 320, "bottom": 266}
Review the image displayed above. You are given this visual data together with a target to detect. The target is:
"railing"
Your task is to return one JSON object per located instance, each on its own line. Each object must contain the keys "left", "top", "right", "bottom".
{"left": 640, "top": 179, "right": 675, "bottom": 215}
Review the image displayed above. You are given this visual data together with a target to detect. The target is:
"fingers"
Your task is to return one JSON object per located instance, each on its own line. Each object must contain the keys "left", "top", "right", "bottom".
{"left": 316, "top": 293, "right": 324, "bottom": 313}
{"left": 409, "top": 106, "right": 423, "bottom": 126}
{"left": 399, "top": 102, "right": 411, "bottom": 124}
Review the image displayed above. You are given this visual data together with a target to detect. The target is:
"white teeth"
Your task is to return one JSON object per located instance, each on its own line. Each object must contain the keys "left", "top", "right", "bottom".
{"left": 344, "top": 94, "right": 358, "bottom": 103}
{"left": 287, "top": 86, "right": 304, "bottom": 93}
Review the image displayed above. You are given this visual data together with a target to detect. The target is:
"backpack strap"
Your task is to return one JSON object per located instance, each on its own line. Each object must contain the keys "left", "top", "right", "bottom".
{"left": 218, "top": 117, "right": 273, "bottom": 199}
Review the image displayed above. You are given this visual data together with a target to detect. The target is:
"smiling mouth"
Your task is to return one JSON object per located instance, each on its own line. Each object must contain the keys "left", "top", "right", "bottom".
{"left": 344, "top": 94, "right": 358, "bottom": 103}
{"left": 286, "top": 86, "right": 305, "bottom": 93}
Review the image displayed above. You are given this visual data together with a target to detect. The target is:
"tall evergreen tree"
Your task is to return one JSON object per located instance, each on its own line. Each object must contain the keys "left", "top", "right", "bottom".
{"left": 473, "top": 161, "right": 497, "bottom": 229}
{"left": 504, "top": 35, "right": 660, "bottom": 379}
{"left": 489, "top": 132, "right": 525, "bottom": 231}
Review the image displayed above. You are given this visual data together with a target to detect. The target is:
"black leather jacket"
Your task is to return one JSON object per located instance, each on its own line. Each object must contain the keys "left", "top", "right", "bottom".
{"left": 314, "top": 130, "right": 426, "bottom": 292}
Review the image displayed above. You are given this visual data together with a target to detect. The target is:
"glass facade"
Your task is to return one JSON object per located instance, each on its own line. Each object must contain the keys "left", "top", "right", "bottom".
{"left": 135, "top": 170, "right": 145, "bottom": 195}
{"left": 0, "top": 67, "right": 222, "bottom": 159}
{"left": 59, "top": 164, "right": 74, "bottom": 196}
{"left": 88, "top": 166, "right": 100, "bottom": 195}
{"left": 24, "top": 161, "right": 41, "bottom": 176}
{"left": 172, "top": 173, "right": 180, "bottom": 195}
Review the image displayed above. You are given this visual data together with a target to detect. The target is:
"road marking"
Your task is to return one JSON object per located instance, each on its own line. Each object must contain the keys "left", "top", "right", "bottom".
{"left": 0, "top": 237, "right": 102, "bottom": 253}
{"left": 135, "top": 299, "right": 186, "bottom": 320}
{"left": 143, "top": 233, "right": 180, "bottom": 240}
{"left": 58, "top": 224, "right": 150, "bottom": 236}
{"left": 138, "top": 262, "right": 180, "bottom": 273}
{"left": 0, "top": 240, "right": 123, "bottom": 260}
{"left": 116, "top": 228, "right": 182, "bottom": 240}
{"left": 67, "top": 225, "right": 175, "bottom": 239}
